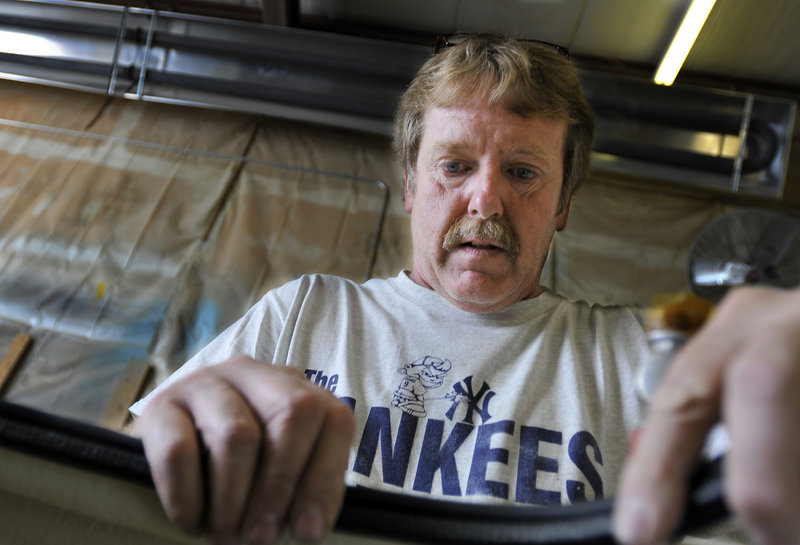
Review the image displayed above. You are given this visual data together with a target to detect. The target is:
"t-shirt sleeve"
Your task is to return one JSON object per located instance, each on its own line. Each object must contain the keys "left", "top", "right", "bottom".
{"left": 129, "top": 279, "right": 301, "bottom": 416}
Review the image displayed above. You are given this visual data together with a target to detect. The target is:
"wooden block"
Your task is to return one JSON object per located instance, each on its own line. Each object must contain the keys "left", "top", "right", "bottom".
{"left": 100, "top": 360, "right": 152, "bottom": 430}
{"left": 0, "top": 333, "right": 32, "bottom": 394}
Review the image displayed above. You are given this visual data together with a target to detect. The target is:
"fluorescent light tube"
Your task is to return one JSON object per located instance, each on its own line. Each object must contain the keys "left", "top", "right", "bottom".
{"left": 653, "top": 0, "right": 717, "bottom": 86}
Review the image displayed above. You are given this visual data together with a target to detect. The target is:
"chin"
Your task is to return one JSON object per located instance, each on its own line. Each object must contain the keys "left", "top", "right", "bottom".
{"left": 446, "top": 284, "right": 517, "bottom": 313}
{"left": 445, "top": 273, "right": 540, "bottom": 313}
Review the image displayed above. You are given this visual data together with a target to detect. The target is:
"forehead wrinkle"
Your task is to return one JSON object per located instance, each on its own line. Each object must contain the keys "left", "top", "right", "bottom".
{"left": 421, "top": 103, "right": 566, "bottom": 173}
{"left": 431, "top": 140, "right": 474, "bottom": 156}
{"left": 508, "top": 142, "right": 556, "bottom": 160}
{"left": 431, "top": 138, "right": 557, "bottom": 166}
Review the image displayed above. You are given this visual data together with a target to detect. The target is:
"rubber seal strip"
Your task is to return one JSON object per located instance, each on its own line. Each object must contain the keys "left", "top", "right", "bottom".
{"left": 0, "top": 400, "right": 728, "bottom": 544}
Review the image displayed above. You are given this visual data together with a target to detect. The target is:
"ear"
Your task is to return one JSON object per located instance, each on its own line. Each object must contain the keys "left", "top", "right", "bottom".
{"left": 555, "top": 192, "right": 572, "bottom": 231}
{"left": 403, "top": 172, "right": 415, "bottom": 214}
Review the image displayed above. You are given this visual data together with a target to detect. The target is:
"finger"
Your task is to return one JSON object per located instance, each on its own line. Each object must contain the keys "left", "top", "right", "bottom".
{"left": 185, "top": 375, "right": 263, "bottom": 540}
{"left": 136, "top": 398, "right": 205, "bottom": 533}
{"left": 724, "top": 336, "right": 800, "bottom": 544}
{"left": 287, "top": 398, "right": 355, "bottom": 541}
{"left": 231, "top": 366, "right": 341, "bottom": 544}
{"left": 614, "top": 319, "right": 734, "bottom": 544}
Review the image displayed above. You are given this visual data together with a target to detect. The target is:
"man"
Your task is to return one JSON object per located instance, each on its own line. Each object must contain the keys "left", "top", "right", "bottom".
{"left": 132, "top": 35, "right": 800, "bottom": 545}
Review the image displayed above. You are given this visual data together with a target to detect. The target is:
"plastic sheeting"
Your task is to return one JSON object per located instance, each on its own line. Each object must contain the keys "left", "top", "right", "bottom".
{"left": 0, "top": 80, "right": 391, "bottom": 423}
{"left": 0, "top": 78, "right": 793, "bottom": 427}
{"left": 547, "top": 176, "right": 731, "bottom": 307}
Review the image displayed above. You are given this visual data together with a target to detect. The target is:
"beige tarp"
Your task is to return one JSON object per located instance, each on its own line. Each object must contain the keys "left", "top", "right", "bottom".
{"left": 0, "top": 80, "right": 398, "bottom": 422}
{"left": 0, "top": 79, "right": 795, "bottom": 427}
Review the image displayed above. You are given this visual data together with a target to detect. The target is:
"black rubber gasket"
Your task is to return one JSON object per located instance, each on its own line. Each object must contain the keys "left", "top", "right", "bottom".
{"left": 0, "top": 400, "right": 728, "bottom": 544}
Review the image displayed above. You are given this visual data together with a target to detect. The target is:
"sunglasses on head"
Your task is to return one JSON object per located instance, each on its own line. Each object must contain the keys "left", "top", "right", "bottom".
{"left": 434, "top": 34, "right": 570, "bottom": 59}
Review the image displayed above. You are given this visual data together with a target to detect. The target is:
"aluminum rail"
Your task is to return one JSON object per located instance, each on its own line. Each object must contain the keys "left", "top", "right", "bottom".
{"left": 0, "top": 400, "right": 729, "bottom": 545}
{"left": 0, "top": 0, "right": 429, "bottom": 134}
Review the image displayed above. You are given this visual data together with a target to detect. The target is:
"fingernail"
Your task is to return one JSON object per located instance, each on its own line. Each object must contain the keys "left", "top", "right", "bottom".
{"left": 293, "top": 506, "right": 325, "bottom": 542}
{"left": 628, "top": 427, "right": 643, "bottom": 455}
{"left": 247, "top": 513, "right": 280, "bottom": 545}
{"left": 614, "top": 495, "right": 657, "bottom": 545}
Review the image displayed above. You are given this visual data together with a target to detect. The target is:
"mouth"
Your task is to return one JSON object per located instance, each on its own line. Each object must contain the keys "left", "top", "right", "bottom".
{"left": 442, "top": 217, "right": 521, "bottom": 259}
{"left": 460, "top": 240, "right": 504, "bottom": 251}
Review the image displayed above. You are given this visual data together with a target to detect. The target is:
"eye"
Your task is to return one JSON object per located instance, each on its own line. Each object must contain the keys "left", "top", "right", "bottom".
{"left": 443, "top": 161, "right": 464, "bottom": 174}
{"left": 508, "top": 166, "right": 536, "bottom": 180}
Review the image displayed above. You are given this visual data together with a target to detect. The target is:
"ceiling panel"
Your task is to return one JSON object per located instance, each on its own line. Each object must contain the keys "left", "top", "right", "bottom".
{"left": 454, "top": 0, "right": 587, "bottom": 44}
{"left": 572, "top": 0, "right": 689, "bottom": 64}
{"left": 686, "top": 0, "right": 800, "bottom": 89}
{"left": 294, "top": 0, "right": 800, "bottom": 96}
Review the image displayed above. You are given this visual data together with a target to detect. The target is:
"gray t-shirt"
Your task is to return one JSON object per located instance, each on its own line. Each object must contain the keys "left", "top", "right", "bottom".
{"left": 132, "top": 272, "right": 648, "bottom": 506}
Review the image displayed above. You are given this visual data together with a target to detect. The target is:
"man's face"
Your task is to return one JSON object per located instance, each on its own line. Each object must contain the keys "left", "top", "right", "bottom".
{"left": 405, "top": 94, "right": 571, "bottom": 313}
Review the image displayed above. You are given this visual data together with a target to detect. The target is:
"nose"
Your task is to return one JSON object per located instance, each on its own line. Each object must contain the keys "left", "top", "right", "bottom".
{"left": 468, "top": 170, "right": 505, "bottom": 219}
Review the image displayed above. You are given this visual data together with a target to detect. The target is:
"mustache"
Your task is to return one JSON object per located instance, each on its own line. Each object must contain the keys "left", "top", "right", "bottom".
{"left": 442, "top": 216, "right": 520, "bottom": 259}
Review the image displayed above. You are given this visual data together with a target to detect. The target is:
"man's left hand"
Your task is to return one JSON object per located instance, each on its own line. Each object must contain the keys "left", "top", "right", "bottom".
{"left": 614, "top": 286, "right": 800, "bottom": 545}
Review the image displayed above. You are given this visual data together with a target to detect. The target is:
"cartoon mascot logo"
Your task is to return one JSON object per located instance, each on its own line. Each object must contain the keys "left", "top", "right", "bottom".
{"left": 391, "top": 356, "right": 452, "bottom": 417}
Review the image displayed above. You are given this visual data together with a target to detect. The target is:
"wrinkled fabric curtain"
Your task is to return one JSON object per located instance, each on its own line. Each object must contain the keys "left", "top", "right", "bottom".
{"left": 0, "top": 79, "right": 783, "bottom": 425}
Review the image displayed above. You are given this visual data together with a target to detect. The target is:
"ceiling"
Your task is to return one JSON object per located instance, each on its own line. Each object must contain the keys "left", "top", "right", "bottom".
{"left": 301, "top": 1, "right": 800, "bottom": 100}
{"left": 111, "top": 0, "right": 800, "bottom": 99}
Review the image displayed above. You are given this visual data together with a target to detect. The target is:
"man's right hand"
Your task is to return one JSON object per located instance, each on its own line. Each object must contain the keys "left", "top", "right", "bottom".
{"left": 133, "top": 356, "right": 355, "bottom": 545}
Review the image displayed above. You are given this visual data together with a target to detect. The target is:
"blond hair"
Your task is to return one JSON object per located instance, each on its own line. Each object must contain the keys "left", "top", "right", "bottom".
{"left": 393, "top": 34, "right": 594, "bottom": 211}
